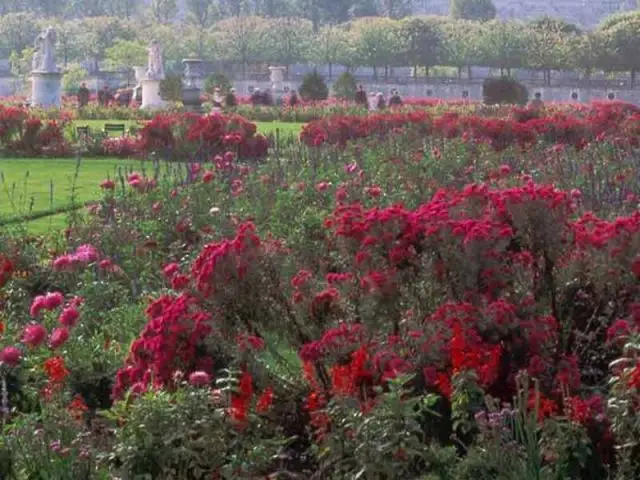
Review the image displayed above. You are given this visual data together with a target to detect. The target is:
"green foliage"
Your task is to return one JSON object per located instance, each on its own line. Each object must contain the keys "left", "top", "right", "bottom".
{"left": 159, "top": 74, "right": 184, "bottom": 102}
{"left": 104, "top": 38, "right": 147, "bottom": 72}
{"left": 298, "top": 70, "right": 329, "bottom": 101}
{"left": 482, "top": 76, "right": 529, "bottom": 105}
{"left": 204, "top": 72, "right": 232, "bottom": 94}
{"left": 332, "top": 71, "right": 357, "bottom": 100}
{"left": 450, "top": 0, "right": 497, "bottom": 22}
{"left": 62, "top": 64, "right": 88, "bottom": 94}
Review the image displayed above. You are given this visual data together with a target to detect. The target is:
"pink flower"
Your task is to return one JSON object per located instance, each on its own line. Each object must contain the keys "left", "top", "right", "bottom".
{"left": 171, "top": 274, "right": 189, "bottom": 290}
{"left": 100, "top": 179, "right": 115, "bottom": 190}
{"left": 49, "top": 327, "right": 70, "bottom": 349}
{"left": 152, "top": 201, "right": 162, "bottom": 212}
{"left": 74, "top": 245, "right": 98, "bottom": 263}
{"left": 44, "top": 292, "right": 64, "bottom": 310}
{"left": 191, "top": 163, "right": 202, "bottom": 175}
{"left": 30, "top": 295, "right": 47, "bottom": 317}
{"left": 365, "top": 186, "right": 382, "bottom": 198}
{"left": 223, "top": 151, "right": 234, "bottom": 164}
{"left": 315, "top": 181, "right": 329, "bottom": 192}
{"left": 53, "top": 255, "right": 74, "bottom": 271}
{"left": 59, "top": 306, "right": 80, "bottom": 328}
{"left": 203, "top": 171, "right": 215, "bottom": 184}
{"left": 0, "top": 346, "right": 22, "bottom": 367}
{"left": 499, "top": 165, "right": 511, "bottom": 176}
{"left": 22, "top": 323, "right": 47, "bottom": 348}
{"left": 188, "top": 371, "right": 211, "bottom": 387}
{"left": 163, "top": 263, "right": 180, "bottom": 278}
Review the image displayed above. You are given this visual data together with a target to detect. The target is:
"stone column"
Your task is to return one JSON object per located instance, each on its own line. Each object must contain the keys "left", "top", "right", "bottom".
{"left": 269, "top": 66, "right": 286, "bottom": 105}
{"left": 31, "top": 71, "right": 63, "bottom": 108}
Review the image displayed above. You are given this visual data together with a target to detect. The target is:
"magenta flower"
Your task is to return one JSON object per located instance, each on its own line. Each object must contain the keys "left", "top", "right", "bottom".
{"left": 0, "top": 346, "right": 22, "bottom": 367}
{"left": 49, "top": 327, "right": 70, "bottom": 349}
{"left": 22, "top": 323, "right": 47, "bottom": 348}
{"left": 188, "top": 371, "right": 211, "bottom": 387}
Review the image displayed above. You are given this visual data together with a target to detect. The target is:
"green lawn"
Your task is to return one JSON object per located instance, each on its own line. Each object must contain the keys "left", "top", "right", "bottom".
{"left": 69, "top": 120, "right": 304, "bottom": 137}
{"left": 0, "top": 157, "right": 139, "bottom": 219}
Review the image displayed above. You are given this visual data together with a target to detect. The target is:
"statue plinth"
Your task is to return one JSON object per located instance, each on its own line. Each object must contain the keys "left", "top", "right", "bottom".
{"left": 31, "top": 71, "right": 63, "bottom": 108}
{"left": 141, "top": 77, "right": 165, "bottom": 109}
{"left": 269, "top": 66, "right": 286, "bottom": 105}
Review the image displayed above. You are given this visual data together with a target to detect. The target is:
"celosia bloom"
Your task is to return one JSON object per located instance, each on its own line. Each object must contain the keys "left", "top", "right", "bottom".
{"left": 59, "top": 306, "right": 80, "bottom": 328}
{"left": 0, "top": 346, "right": 22, "bottom": 367}
{"left": 22, "top": 323, "right": 47, "bottom": 348}
{"left": 49, "top": 327, "right": 70, "bottom": 349}
{"left": 188, "top": 371, "right": 211, "bottom": 387}
{"left": 256, "top": 387, "right": 274, "bottom": 413}
{"left": 43, "top": 356, "right": 69, "bottom": 383}
{"left": 100, "top": 179, "right": 115, "bottom": 190}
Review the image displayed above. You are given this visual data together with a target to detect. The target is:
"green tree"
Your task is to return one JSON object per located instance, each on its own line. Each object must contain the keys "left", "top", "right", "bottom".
{"left": 105, "top": 38, "right": 147, "bottom": 83}
{"left": 378, "top": 0, "right": 412, "bottom": 19}
{"left": 76, "top": 17, "right": 136, "bottom": 70}
{"left": 0, "top": 12, "right": 39, "bottom": 57}
{"left": 450, "top": 0, "right": 496, "bottom": 22}
{"left": 186, "top": 0, "right": 218, "bottom": 28}
{"left": 151, "top": 0, "right": 178, "bottom": 24}
{"left": 400, "top": 16, "right": 442, "bottom": 78}
{"left": 525, "top": 18, "right": 578, "bottom": 85}
{"left": 478, "top": 20, "right": 527, "bottom": 75}
{"left": 214, "top": 16, "right": 267, "bottom": 78}
{"left": 262, "top": 17, "right": 313, "bottom": 75}
{"left": 598, "top": 14, "right": 640, "bottom": 86}
{"left": 440, "top": 18, "right": 481, "bottom": 79}
{"left": 351, "top": 16, "right": 402, "bottom": 79}
{"left": 62, "top": 63, "right": 89, "bottom": 94}
{"left": 307, "top": 24, "right": 352, "bottom": 77}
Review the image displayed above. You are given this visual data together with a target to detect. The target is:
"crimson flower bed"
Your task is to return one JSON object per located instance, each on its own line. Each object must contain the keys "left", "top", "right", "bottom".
{"left": 302, "top": 101, "right": 640, "bottom": 150}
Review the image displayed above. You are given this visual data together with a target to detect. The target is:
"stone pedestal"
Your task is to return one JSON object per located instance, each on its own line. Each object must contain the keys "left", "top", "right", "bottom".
{"left": 269, "top": 66, "right": 286, "bottom": 105}
{"left": 141, "top": 78, "right": 165, "bottom": 109}
{"left": 183, "top": 87, "right": 203, "bottom": 113}
{"left": 31, "top": 71, "right": 62, "bottom": 108}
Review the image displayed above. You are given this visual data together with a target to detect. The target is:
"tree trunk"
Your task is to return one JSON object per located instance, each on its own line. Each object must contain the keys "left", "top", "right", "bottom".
{"left": 329, "top": 62, "right": 332, "bottom": 79}
{"left": 457, "top": 66, "right": 462, "bottom": 79}
{"left": 384, "top": 66, "right": 388, "bottom": 80}
{"left": 373, "top": 66, "right": 377, "bottom": 81}
{"left": 632, "top": 69, "right": 636, "bottom": 88}
{"left": 467, "top": 65, "right": 472, "bottom": 80}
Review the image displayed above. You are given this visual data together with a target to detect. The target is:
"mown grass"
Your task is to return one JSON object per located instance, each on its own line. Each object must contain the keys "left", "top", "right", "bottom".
{"left": 0, "top": 157, "right": 139, "bottom": 218}
{"left": 68, "top": 120, "right": 304, "bottom": 138}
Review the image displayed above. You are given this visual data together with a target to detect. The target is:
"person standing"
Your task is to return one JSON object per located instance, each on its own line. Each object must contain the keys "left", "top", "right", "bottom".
{"left": 77, "top": 82, "right": 90, "bottom": 108}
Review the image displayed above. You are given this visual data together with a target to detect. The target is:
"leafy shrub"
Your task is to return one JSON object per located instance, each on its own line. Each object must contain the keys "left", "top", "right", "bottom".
{"left": 298, "top": 71, "right": 329, "bottom": 101}
{"left": 483, "top": 76, "right": 529, "bottom": 105}
{"left": 204, "top": 73, "right": 232, "bottom": 94}
{"left": 332, "top": 71, "right": 357, "bottom": 101}
{"left": 159, "top": 74, "right": 184, "bottom": 103}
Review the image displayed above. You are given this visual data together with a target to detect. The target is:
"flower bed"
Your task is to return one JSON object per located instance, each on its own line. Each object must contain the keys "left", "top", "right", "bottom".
{"left": 0, "top": 102, "right": 640, "bottom": 478}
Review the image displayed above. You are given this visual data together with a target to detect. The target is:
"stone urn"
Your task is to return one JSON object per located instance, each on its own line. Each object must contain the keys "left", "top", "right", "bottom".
{"left": 182, "top": 58, "right": 203, "bottom": 113}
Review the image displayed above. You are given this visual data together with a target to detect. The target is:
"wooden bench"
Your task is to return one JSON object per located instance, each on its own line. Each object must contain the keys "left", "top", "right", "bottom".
{"left": 104, "top": 123, "right": 126, "bottom": 137}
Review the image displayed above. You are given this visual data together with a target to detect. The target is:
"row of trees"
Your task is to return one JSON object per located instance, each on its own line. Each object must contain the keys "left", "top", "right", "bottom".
{"left": 2, "top": 10, "right": 640, "bottom": 84}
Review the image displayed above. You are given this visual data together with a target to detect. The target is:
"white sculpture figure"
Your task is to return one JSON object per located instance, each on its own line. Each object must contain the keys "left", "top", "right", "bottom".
{"left": 33, "top": 26, "right": 58, "bottom": 72}
{"left": 146, "top": 40, "right": 165, "bottom": 80}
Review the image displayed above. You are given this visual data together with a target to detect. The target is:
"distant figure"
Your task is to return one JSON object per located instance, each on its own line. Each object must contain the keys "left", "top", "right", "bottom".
{"left": 389, "top": 90, "right": 403, "bottom": 107}
{"left": 355, "top": 84, "right": 367, "bottom": 107}
{"left": 212, "top": 87, "right": 223, "bottom": 109}
{"left": 225, "top": 88, "right": 237, "bottom": 108}
{"left": 376, "top": 92, "right": 386, "bottom": 110}
{"left": 529, "top": 92, "right": 544, "bottom": 109}
{"left": 115, "top": 88, "right": 131, "bottom": 107}
{"left": 250, "top": 87, "right": 263, "bottom": 106}
{"left": 288, "top": 90, "right": 299, "bottom": 107}
{"left": 77, "top": 82, "right": 90, "bottom": 108}
{"left": 98, "top": 85, "right": 112, "bottom": 106}
{"left": 261, "top": 89, "right": 273, "bottom": 106}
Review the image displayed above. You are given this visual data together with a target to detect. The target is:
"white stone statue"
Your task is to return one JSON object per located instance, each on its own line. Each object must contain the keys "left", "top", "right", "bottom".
{"left": 146, "top": 40, "right": 165, "bottom": 80}
{"left": 33, "top": 26, "right": 58, "bottom": 73}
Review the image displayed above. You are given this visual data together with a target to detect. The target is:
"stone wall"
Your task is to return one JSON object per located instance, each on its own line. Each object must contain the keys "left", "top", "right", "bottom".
{"left": 233, "top": 79, "right": 640, "bottom": 105}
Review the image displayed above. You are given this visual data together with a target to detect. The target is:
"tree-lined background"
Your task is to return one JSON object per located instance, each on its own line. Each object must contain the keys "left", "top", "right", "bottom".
{"left": 0, "top": 0, "right": 639, "bottom": 85}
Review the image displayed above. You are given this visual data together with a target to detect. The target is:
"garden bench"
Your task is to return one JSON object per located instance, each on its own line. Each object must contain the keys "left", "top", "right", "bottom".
{"left": 104, "top": 123, "right": 126, "bottom": 137}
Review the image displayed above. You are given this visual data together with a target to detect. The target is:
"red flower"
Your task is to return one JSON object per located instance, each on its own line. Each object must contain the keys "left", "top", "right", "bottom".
{"left": 256, "top": 387, "right": 274, "bottom": 413}
{"left": 632, "top": 256, "right": 640, "bottom": 279}
{"left": 43, "top": 356, "right": 69, "bottom": 383}
{"left": 202, "top": 171, "right": 215, "bottom": 184}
